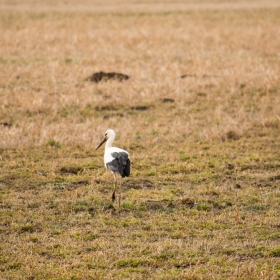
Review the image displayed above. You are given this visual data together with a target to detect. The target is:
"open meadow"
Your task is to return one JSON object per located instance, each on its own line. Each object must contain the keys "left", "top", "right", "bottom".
{"left": 1, "top": 0, "right": 280, "bottom": 279}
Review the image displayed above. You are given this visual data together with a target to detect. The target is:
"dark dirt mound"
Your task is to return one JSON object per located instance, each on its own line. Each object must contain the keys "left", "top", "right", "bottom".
{"left": 0, "top": 122, "right": 12, "bottom": 128}
{"left": 181, "top": 74, "right": 196, "bottom": 78}
{"left": 162, "top": 98, "right": 175, "bottom": 103}
{"left": 130, "top": 106, "right": 149, "bottom": 111}
{"left": 87, "top": 71, "right": 129, "bottom": 83}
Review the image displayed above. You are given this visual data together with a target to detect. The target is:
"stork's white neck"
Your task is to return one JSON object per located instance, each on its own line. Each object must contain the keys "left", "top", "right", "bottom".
{"left": 105, "top": 136, "right": 115, "bottom": 149}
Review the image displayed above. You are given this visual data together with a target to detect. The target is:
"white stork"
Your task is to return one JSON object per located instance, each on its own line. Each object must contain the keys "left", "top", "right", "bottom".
{"left": 95, "top": 129, "right": 130, "bottom": 210}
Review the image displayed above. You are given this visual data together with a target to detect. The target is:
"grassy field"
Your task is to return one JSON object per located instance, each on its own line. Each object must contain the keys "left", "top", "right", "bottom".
{"left": 1, "top": 1, "right": 280, "bottom": 279}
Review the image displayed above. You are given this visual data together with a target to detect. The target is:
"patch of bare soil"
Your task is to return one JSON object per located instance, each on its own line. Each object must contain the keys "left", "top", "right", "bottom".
{"left": 87, "top": 71, "right": 129, "bottom": 83}
{"left": 0, "top": 122, "right": 12, "bottom": 128}
{"left": 130, "top": 106, "right": 150, "bottom": 111}
{"left": 162, "top": 98, "right": 175, "bottom": 103}
{"left": 125, "top": 179, "right": 155, "bottom": 189}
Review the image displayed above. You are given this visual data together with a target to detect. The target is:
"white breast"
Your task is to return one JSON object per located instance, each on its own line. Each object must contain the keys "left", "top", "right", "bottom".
{"left": 104, "top": 147, "right": 130, "bottom": 168}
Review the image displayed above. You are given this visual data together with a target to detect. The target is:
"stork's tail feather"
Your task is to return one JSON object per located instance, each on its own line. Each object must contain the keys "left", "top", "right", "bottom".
{"left": 122, "top": 158, "right": 130, "bottom": 178}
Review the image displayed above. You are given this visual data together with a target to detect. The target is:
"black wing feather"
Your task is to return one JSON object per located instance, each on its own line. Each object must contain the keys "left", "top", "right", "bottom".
{"left": 107, "top": 152, "right": 130, "bottom": 178}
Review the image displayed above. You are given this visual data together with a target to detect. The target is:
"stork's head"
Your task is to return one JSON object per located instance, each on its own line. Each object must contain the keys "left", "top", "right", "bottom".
{"left": 95, "top": 129, "right": 115, "bottom": 150}
{"left": 104, "top": 129, "right": 115, "bottom": 139}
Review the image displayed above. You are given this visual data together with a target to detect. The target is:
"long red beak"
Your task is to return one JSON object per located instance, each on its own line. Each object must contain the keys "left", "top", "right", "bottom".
{"left": 95, "top": 137, "right": 107, "bottom": 151}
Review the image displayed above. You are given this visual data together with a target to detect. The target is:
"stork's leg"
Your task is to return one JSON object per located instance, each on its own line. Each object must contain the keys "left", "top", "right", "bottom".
{"left": 118, "top": 177, "right": 122, "bottom": 211}
{"left": 112, "top": 172, "right": 117, "bottom": 202}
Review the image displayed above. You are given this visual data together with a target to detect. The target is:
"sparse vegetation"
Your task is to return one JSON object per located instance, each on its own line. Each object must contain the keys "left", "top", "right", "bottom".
{"left": 1, "top": 1, "right": 280, "bottom": 279}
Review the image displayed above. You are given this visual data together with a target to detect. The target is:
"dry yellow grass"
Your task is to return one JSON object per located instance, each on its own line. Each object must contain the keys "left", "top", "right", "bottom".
{"left": 1, "top": 1, "right": 280, "bottom": 279}
{"left": 0, "top": 2, "right": 280, "bottom": 147}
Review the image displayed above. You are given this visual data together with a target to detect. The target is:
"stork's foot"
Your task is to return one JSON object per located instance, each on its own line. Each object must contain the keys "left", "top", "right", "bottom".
{"left": 112, "top": 190, "right": 116, "bottom": 202}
